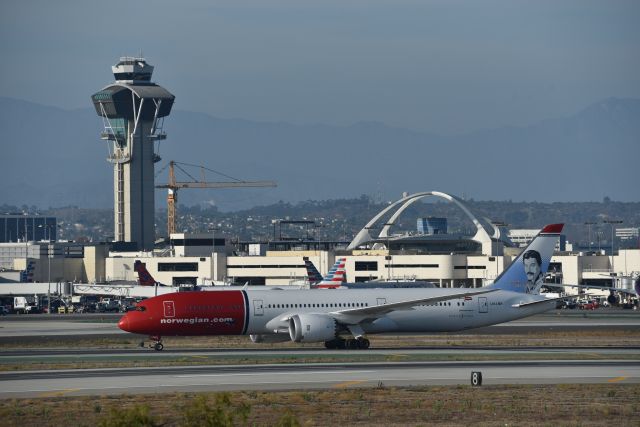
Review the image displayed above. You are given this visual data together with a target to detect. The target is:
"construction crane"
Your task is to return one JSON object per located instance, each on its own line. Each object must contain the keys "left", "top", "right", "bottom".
{"left": 156, "top": 161, "right": 277, "bottom": 236}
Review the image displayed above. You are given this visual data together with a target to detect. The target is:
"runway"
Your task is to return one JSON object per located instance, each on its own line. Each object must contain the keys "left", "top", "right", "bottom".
{"left": 1, "top": 360, "right": 638, "bottom": 398}
{"left": 1, "top": 311, "right": 638, "bottom": 398}
{"left": 1, "top": 310, "right": 639, "bottom": 338}
{"left": 1, "top": 345, "right": 638, "bottom": 358}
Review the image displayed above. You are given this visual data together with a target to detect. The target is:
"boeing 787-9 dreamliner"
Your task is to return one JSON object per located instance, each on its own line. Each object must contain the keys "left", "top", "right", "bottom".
{"left": 119, "top": 224, "right": 564, "bottom": 350}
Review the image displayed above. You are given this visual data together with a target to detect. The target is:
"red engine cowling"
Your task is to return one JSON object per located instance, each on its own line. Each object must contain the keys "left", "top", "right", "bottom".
{"left": 288, "top": 313, "right": 338, "bottom": 343}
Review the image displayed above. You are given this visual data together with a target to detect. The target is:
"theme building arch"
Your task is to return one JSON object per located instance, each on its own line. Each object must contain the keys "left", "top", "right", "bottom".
{"left": 347, "top": 191, "right": 492, "bottom": 250}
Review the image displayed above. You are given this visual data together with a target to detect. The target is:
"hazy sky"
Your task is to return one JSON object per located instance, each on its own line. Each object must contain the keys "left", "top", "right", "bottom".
{"left": 1, "top": 0, "right": 639, "bottom": 134}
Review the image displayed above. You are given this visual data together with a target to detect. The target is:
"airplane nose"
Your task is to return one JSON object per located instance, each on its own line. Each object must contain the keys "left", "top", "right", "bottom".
{"left": 118, "top": 314, "right": 130, "bottom": 332}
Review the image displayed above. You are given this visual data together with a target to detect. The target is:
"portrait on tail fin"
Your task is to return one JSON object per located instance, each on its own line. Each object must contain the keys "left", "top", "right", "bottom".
{"left": 489, "top": 224, "right": 562, "bottom": 294}
{"left": 523, "top": 249, "right": 544, "bottom": 294}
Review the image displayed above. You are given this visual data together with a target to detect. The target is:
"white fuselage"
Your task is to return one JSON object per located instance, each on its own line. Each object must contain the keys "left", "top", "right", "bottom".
{"left": 243, "top": 288, "right": 554, "bottom": 335}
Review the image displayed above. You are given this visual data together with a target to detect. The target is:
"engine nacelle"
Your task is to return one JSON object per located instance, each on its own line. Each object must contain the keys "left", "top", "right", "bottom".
{"left": 249, "top": 334, "right": 291, "bottom": 344}
{"left": 288, "top": 313, "right": 337, "bottom": 343}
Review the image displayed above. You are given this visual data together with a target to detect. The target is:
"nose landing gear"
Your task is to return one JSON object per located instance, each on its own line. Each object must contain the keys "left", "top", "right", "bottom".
{"left": 139, "top": 335, "right": 164, "bottom": 351}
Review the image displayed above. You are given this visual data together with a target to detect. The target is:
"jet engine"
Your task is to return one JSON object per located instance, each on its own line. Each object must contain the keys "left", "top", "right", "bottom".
{"left": 288, "top": 313, "right": 338, "bottom": 343}
{"left": 249, "top": 334, "right": 291, "bottom": 344}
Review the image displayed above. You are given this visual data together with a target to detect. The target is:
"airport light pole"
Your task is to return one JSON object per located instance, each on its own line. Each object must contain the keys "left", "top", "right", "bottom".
{"left": 37, "top": 224, "right": 52, "bottom": 284}
{"left": 584, "top": 221, "right": 596, "bottom": 252}
{"left": 596, "top": 231, "right": 603, "bottom": 252}
{"left": 383, "top": 223, "right": 393, "bottom": 281}
{"left": 39, "top": 224, "right": 52, "bottom": 314}
{"left": 209, "top": 226, "right": 218, "bottom": 254}
{"left": 272, "top": 219, "right": 278, "bottom": 241}
{"left": 604, "top": 220, "right": 623, "bottom": 284}
{"left": 209, "top": 226, "right": 219, "bottom": 284}
{"left": 315, "top": 223, "right": 325, "bottom": 274}
{"left": 491, "top": 221, "right": 508, "bottom": 279}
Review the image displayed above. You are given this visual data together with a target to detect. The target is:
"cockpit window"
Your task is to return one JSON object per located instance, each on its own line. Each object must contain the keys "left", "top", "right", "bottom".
{"left": 135, "top": 305, "right": 146, "bottom": 312}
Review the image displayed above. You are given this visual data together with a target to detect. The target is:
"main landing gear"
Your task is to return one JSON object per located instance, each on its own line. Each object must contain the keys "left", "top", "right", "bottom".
{"left": 139, "top": 335, "right": 164, "bottom": 351}
{"left": 324, "top": 337, "right": 370, "bottom": 350}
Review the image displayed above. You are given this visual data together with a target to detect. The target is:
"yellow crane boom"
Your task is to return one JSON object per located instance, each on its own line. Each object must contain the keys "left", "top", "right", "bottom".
{"left": 156, "top": 161, "right": 277, "bottom": 236}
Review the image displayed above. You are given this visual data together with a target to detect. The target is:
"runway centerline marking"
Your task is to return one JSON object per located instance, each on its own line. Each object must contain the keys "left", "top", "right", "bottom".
{"left": 175, "top": 370, "right": 374, "bottom": 378}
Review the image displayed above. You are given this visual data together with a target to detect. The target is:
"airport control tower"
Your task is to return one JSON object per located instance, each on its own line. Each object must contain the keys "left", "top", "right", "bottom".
{"left": 91, "top": 57, "right": 175, "bottom": 251}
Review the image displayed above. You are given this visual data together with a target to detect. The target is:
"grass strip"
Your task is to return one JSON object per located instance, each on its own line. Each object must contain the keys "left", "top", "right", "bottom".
{"left": 1, "top": 384, "right": 638, "bottom": 426}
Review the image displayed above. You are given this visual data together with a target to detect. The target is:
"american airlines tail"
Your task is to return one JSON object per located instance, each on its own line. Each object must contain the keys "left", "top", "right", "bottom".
{"left": 488, "top": 224, "right": 563, "bottom": 295}
{"left": 303, "top": 258, "right": 324, "bottom": 284}
{"left": 315, "top": 257, "right": 347, "bottom": 289}
{"left": 134, "top": 260, "right": 165, "bottom": 286}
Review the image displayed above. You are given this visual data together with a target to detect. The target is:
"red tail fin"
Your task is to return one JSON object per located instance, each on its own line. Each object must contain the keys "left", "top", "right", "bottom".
{"left": 134, "top": 260, "right": 157, "bottom": 286}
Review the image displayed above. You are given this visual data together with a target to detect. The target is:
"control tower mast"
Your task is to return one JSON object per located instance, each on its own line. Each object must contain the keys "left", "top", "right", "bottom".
{"left": 91, "top": 57, "right": 175, "bottom": 251}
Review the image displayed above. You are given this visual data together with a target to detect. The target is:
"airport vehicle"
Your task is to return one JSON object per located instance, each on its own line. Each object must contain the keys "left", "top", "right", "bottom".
{"left": 98, "top": 298, "right": 121, "bottom": 313}
{"left": 71, "top": 295, "right": 99, "bottom": 313}
{"left": 578, "top": 300, "right": 599, "bottom": 310}
{"left": 58, "top": 304, "right": 75, "bottom": 314}
{"left": 13, "top": 296, "right": 39, "bottom": 314}
{"left": 120, "top": 298, "right": 141, "bottom": 312}
{"left": 118, "top": 224, "right": 564, "bottom": 351}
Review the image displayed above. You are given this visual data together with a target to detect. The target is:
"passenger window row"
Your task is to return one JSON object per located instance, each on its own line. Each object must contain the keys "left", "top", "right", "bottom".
{"left": 267, "top": 302, "right": 369, "bottom": 309}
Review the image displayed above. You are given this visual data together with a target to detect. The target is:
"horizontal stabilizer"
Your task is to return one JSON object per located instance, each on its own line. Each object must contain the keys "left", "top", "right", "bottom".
{"left": 511, "top": 296, "right": 566, "bottom": 308}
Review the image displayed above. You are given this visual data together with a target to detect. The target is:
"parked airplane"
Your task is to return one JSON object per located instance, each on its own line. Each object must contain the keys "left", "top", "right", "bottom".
{"left": 303, "top": 257, "right": 325, "bottom": 284}
{"left": 119, "top": 224, "right": 564, "bottom": 351}
{"left": 304, "top": 257, "right": 347, "bottom": 288}
{"left": 305, "top": 257, "right": 436, "bottom": 289}
{"left": 134, "top": 260, "right": 167, "bottom": 287}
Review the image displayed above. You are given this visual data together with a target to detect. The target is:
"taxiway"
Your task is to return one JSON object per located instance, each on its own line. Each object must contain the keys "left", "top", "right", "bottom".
{"left": 1, "top": 359, "right": 638, "bottom": 398}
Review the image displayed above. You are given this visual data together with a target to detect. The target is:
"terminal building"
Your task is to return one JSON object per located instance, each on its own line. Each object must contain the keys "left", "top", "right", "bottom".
{"left": 2, "top": 191, "right": 637, "bottom": 302}
{"left": 0, "top": 214, "right": 57, "bottom": 243}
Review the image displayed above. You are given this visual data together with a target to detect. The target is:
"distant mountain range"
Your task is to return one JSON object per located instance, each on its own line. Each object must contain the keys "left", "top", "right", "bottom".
{"left": 1, "top": 96, "right": 638, "bottom": 210}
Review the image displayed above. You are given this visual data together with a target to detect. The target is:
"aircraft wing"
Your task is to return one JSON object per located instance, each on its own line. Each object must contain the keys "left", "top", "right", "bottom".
{"left": 329, "top": 288, "right": 498, "bottom": 324}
